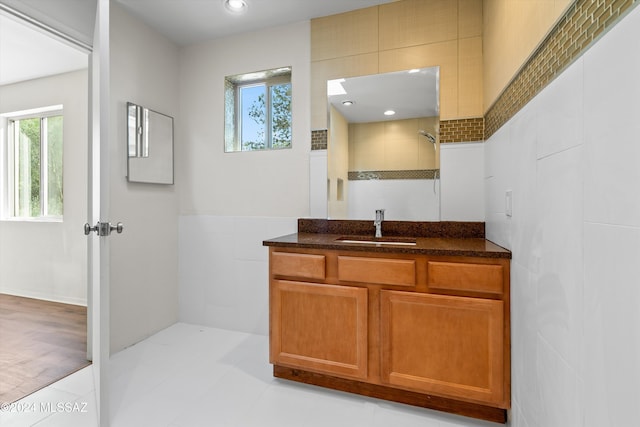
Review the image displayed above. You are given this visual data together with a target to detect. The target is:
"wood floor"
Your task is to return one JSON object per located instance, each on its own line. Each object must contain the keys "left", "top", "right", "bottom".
{"left": 0, "top": 294, "right": 90, "bottom": 404}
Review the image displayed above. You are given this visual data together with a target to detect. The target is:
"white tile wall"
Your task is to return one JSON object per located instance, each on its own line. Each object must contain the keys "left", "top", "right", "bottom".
{"left": 536, "top": 60, "right": 584, "bottom": 160}
{"left": 583, "top": 10, "right": 640, "bottom": 229}
{"left": 583, "top": 224, "right": 640, "bottom": 426}
{"left": 440, "top": 142, "right": 485, "bottom": 221}
{"left": 178, "top": 215, "right": 297, "bottom": 335}
{"left": 484, "top": 5, "right": 640, "bottom": 426}
{"left": 484, "top": 123, "right": 512, "bottom": 249}
{"left": 535, "top": 337, "right": 583, "bottom": 427}
{"left": 509, "top": 263, "right": 541, "bottom": 426}
{"left": 536, "top": 147, "right": 584, "bottom": 374}
{"left": 309, "top": 150, "right": 328, "bottom": 218}
{"left": 347, "top": 179, "right": 440, "bottom": 221}
{"left": 509, "top": 101, "right": 540, "bottom": 272}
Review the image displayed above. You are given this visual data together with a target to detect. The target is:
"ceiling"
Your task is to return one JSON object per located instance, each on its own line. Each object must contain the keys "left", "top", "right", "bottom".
{"left": 0, "top": 0, "right": 395, "bottom": 86}
{"left": 116, "top": 0, "right": 396, "bottom": 46}
{"left": 0, "top": 13, "right": 88, "bottom": 86}
{"left": 0, "top": 0, "right": 97, "bottom": 46}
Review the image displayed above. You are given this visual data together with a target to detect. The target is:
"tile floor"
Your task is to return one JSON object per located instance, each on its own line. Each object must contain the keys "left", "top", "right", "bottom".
{"left": 0, "top": 365, "right": 97, "bottom": 427}
{"left": 1, "top": 323, "right": 500, "bottom": 427}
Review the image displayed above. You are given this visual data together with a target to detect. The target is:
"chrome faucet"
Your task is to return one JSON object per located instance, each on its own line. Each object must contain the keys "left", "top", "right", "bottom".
{"left": 374, "top": 209, "right": 385, "bottom": 238}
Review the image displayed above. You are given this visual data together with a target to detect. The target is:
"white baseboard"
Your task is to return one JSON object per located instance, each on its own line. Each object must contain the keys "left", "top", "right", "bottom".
{"left": 0, "top": 288, "right": 87, "bottom": 306}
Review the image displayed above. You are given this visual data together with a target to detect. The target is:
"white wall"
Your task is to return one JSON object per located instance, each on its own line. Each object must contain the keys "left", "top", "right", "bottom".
{"left": 177, "top": 22, "right": 310, "bottom": 333}
{"left": 440, "top": 141, "right": 484, "bottom": 221}
{"left": 177, "top": 21, "right": 311, "bottom": 217}
{"left": 485, "top": 6, "right": 640, "bottom": 426}
{"left": 0, "top": 70, "right": 88, "bottom": 305}
{"left": 179, "top": 215, "right": 296, "bottom": 335}
{"left": 309, "top": 150, "right": 328, "bottom": 218}
{"left": 347, "top": 179, "right": 440, "bottom": 221}
{"left": 108, "top": 3, "right": 180, "bottom": 353}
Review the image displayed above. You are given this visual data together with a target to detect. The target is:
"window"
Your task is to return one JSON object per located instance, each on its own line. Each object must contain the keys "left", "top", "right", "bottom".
{"left": 3, "top": 107, "right": 63, "bottom": 219}
{"left": 225, "top": 67, "right": 292, "bottom": 152}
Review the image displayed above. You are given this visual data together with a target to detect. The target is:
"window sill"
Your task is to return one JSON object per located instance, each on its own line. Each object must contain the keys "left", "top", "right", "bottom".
{"left": 0, "top": 217, "right": 63, "bottom": 223}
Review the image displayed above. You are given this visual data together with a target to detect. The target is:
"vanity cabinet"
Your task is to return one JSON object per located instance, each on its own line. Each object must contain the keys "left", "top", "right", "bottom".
{"left": 268, "top": 246, "right": 510, "bottom": 424}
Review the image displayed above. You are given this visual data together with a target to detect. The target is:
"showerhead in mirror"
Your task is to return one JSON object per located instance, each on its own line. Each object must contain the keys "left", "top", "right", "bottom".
{"left": 418, "top": 129, "right": 436, "bottom": 144}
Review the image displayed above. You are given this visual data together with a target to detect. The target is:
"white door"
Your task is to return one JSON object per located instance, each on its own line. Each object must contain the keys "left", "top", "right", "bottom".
{"left": 88, "top": 0, "right": 111, "bottom": 425}
{"left": 0, "top": 1, "right": 109, "bottom": 425}
{"left": 0, "top": 0, "right": 101, "bottom": 420}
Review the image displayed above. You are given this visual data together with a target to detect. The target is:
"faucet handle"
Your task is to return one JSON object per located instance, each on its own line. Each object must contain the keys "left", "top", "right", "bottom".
{"left": 375, "top": 209, "right": 385, "bottom": 221}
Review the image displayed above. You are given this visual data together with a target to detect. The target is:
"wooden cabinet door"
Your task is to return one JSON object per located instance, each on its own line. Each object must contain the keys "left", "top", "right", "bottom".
{"left": 380, "top": 291, "right": 504, "bottom": 406}
{"left": 271, "top": 280, "right": 368, "bottom": 380}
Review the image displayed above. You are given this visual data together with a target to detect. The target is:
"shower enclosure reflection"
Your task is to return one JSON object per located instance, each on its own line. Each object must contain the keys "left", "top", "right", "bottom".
{"left": 326, "top": 67, "right": 440, "bottom": 221}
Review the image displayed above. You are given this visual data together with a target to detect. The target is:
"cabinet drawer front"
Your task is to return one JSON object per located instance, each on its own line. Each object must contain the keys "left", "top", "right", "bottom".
{"left": 272, "top": 252, "right": 326, "bottom": 280}
{"left": 428, "top": 262, "right": 503, "bottom": 296}
{"left": 338, "top": 256, "right": 416, "bottom": 287}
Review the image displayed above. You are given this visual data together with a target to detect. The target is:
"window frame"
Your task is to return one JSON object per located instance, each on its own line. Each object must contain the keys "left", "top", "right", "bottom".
{"left": 225, "top": 67, "right": 292, "bottom": 152}
{"left": 2, "top": 106, "right": 64, "bottom": 222}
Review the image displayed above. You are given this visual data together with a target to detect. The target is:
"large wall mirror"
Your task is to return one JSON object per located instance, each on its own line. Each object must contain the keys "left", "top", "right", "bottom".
{"left": 326, "top": 67, "right": 440, "bottom": 221}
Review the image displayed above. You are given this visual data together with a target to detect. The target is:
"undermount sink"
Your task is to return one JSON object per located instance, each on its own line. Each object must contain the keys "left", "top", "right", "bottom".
{"left": 335, "top": 236, "right": 417, "bottom": 246}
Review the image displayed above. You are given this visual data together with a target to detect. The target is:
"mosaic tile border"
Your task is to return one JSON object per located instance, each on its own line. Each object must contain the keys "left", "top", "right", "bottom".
{"left": 348, "top": 169, "right": 440, "bottom": 180}
{"left": 311, "top": 117, "right": 482, "bottom": 150}
{"left": 440, "top": 118, "right": 484, "bottom": 143}
{"left": 485, "top": 0, "right": 640, "bottom": 138}
{"left": 311, "top": 129, "right": 327, "bottom": 150}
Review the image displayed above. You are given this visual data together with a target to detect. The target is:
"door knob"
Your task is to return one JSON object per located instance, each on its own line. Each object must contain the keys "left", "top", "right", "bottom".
{"left": 110, "top": 222, "right": 124, "bottom": 234}
{"left": 84, "top": 221, "right": 124, "bottom": 236}
{"left": 84, "top": 223, "right": 97, "bottom": 235}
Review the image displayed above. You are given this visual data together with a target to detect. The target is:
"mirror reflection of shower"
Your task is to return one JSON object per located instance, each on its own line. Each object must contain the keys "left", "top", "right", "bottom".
{"left": 418, "top": 130, "right": 439, "bottom": 194}
{"left": 326, "top": 66, "right": 441, "bottom": 222}
{"left": 418, "top": 129, "right": 436, "bottom": 145}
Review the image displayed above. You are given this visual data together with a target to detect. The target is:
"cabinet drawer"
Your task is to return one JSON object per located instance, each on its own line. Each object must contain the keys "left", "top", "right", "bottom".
{"left": 338, "top": 256, "right": 416, "bottom": 286}
{"left": 428, "top": 262, "right": 503, "bottom": 296}
{"left": 272, "top": 252, "right": 326, "bottom": 280}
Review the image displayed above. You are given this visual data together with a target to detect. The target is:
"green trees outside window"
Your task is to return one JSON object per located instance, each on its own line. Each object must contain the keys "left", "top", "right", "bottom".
{"left": 225, "top": 67, "right": 292, "bottom": 152}
{"left": 11, "top": 113, "right": 63, "bottom": 218}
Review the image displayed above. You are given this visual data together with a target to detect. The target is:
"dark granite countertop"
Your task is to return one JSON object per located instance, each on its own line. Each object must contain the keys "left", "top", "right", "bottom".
{"left": 297, "top": 218, "right": 487, "bottom": 238}
{"left": 263, "top": 232, "right": 511, "bottom": 259}
{"left": 263, "top": 219, "right": 511, "bottom": 259}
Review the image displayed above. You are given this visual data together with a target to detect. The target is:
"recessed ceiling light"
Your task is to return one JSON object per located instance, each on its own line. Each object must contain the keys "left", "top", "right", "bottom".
{"left": 408, "top": 69, "right": 420, "bottom": 73}
{"left": 225, "top": 0, "right": 247, "bottom": 13}
{"left": 384, "top": 110, "right": 396, "bottom": 116}
{"left": 342, "top": 100, "right": 355, "bottom": 106}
